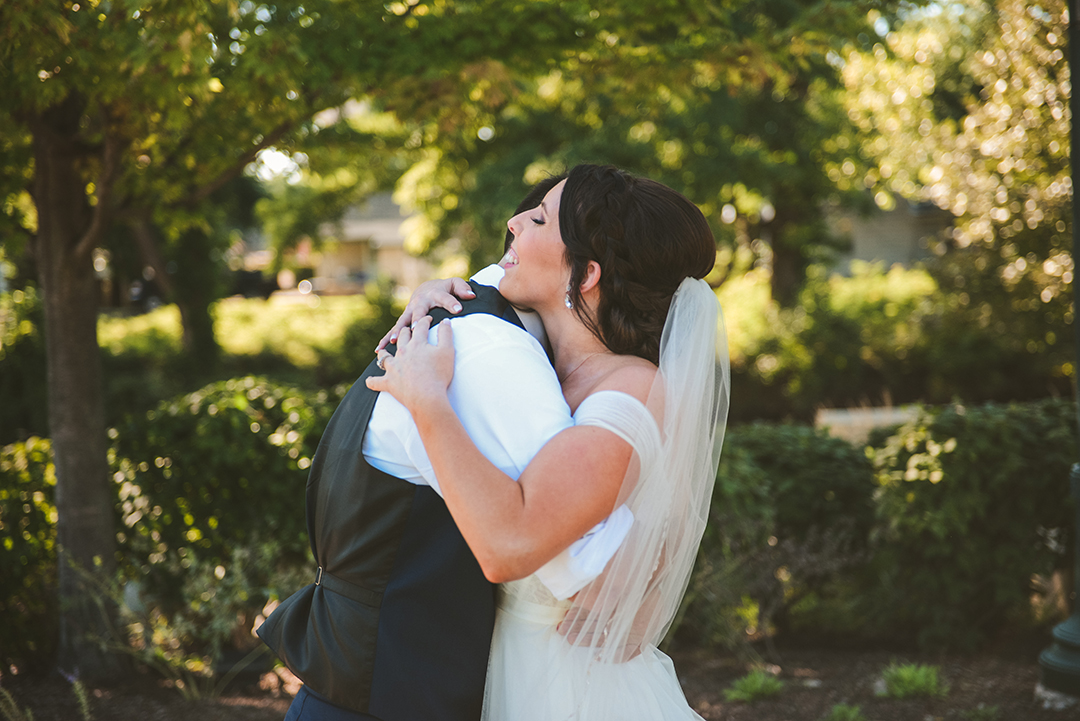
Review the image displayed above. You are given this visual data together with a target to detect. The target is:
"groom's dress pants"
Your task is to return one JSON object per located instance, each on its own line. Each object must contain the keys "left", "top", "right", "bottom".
{"left": 284, "top": 686, "right": 381, "bottom": 721}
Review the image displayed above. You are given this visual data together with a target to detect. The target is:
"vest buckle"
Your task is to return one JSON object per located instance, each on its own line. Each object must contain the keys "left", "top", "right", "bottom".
{"left": 315, "top": 566, "right": 323, "bottom": 586}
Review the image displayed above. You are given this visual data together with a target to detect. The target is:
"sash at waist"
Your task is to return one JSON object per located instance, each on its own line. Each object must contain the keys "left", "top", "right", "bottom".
{"left": 495, "top": 586, "right": 573, "bottom": 625}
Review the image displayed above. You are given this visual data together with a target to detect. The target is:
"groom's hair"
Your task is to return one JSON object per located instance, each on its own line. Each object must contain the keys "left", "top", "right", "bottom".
{"left": 504, "top": 175, "right": 566, "bottom": 253}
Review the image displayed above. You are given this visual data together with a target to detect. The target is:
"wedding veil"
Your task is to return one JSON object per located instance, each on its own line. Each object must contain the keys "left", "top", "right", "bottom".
{"left": 555, "top": 276, "right": 729, "bottom": 710}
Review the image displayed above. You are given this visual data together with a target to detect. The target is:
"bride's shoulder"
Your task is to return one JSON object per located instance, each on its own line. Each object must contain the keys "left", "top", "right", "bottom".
{"left": 593, "top": 356, "right": 656, "bottom": 406}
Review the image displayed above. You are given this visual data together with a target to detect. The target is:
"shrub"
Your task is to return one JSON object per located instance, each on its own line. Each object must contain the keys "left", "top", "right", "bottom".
{"left": 824, "top": 704, "right": 867, "bottom": 721}
{"left": 671, "top": 440, "right": 770, "bottom": 653}
{"left": 315, "top": 281, "right": 402, "bottom": 385}
{"left": 961, "top": 704, "right": 1001, "bottom": 721}
{"left": 722, "top": 263, "right": 944, "bottom": 421}
{"left": 109, "top": 377, "right": 344, "bottom": 620}
{"left": 723, "top": 669, "right": 785, "bottom": 702}
{"left": 97, "top": 304, "right": 184, "bottom": 362}
{"left": 724, "top": 423, "right": 875, "bottom": 543}
{"left": 0, "top": 286, "right": 48, "bottom": 443}
{"left": 95, "top": 288, "right": 399, "bottom": 431}
{"left": 212, "top": 294, "right": 386, "bottom": 369}
{"left": 867, "top": 399, "right": 1076, "bottom": 650}
{"left": 97, "top": 305, "right": 192, "bottom": 428}
{"left": 0, "top": 437, "right": 57, "bottom": 672}
{"left": 2, "top": 376, "right": 347, "bottom": 672}
{"left": 676, "top": 398, "right": 1075, "bottom": 654}
{"left": 718, "top": 262, "right": 1070, "bottom": 422}
{"left": 877, "top": 662, "right": 948, "bottom": 699}
{"left": 676, "top": 423, "right": 874, "bottom": 652}
{"left": 112, "top": 539, "right": 309, "bottom": 694}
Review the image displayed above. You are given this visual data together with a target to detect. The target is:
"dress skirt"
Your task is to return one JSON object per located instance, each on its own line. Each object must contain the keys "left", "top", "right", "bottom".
{"left": 481, "top": 577, "right": 703, "bottom": 721}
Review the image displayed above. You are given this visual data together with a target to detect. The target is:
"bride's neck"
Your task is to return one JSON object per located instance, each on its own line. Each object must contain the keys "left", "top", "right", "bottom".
{"left": 538, "top": 310, "right": 609, "bottom": 384}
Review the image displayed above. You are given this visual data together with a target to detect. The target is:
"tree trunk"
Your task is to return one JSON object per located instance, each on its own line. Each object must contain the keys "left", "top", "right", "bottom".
{"left": 132, "top": 218, "right": 220, "bottom": 365}
{"left": 33, "top": 96, "right": 124, "bottom": 681}
{"left": 770, "top": 232, "right": 802, "bottom": 307}
{"left": 768, "top": 211, "right": 806, "bottom": 308}
{"left": 172, "top": 228, "right": 222, "bottom": 367}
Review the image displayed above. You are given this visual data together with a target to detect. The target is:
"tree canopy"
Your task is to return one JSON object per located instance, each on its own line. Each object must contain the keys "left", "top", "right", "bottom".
{"left": 0, "top": 0, "right": 959, "bottom": 678}
{"left": 842, "top": 0, "right": 1072, "bottom": 385}
{"left": 0, "top": 0, "right": 613, "bottom": 678}
{"left": 255, "top": 2, "right": 910, "bottom": 304}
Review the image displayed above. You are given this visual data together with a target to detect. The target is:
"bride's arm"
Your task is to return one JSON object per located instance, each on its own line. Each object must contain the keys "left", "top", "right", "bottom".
{"left": 367, "top": 316, "right": 651, "bottom": 583}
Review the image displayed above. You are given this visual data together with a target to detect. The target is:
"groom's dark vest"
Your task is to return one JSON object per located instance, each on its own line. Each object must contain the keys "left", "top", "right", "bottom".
{"left": 258, "top": 282, "right": 526, "bottom": 720}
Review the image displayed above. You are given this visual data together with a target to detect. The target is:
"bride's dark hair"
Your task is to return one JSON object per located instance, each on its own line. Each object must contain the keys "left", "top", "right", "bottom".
{"left": 559, "top": 164, "right": 715, "bottom": 364}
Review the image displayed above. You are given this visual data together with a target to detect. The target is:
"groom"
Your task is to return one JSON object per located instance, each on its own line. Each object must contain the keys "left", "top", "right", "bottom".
{"left": 257, "top": 181, "right": 626, "bottom": 721}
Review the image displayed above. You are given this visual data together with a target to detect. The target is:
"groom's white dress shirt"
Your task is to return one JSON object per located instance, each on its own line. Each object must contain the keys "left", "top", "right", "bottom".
{"left": 361, "top": 265, "right": 631, "bottom": 599}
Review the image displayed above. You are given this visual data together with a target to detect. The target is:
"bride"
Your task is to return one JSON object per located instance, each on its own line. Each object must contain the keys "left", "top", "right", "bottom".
{"left": 368, "top": 164, "right": 729, "bottom": 719}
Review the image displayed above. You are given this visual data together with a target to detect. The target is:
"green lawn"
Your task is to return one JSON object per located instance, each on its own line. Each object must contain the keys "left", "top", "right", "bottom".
{"left": 98, "top": 295, "right": 381, "bottom": 369}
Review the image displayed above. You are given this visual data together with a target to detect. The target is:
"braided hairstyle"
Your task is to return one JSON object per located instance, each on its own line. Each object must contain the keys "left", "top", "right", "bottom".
{"left": 559, "top": 164, "right": 715, "bottom": 364}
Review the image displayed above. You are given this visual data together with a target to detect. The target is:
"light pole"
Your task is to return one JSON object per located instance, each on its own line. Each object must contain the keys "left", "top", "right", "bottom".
{"left": 1038, "top": 0, "right": 1080, "bottom": 698}
{"left": 1039, "top": 468, "right": 1080, "bottom": 696}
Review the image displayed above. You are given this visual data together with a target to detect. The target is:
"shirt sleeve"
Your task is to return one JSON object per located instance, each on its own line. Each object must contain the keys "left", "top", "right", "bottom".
{"left": 376, "top": 314, "right": 572, "bottom": 495}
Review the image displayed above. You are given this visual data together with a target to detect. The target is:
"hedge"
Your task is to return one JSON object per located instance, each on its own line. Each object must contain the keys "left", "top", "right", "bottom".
{"left": 865, "top": 398, "right": 1076, "bottom": 650}
{"left": 676, "top": 398, "right": 1077, "bottom": 653}
{"left": 0, "top": 378, "right": 344, "bottom": 670}
{"left": 0, "top": 436, "right": 58, "bottom": 672}
{"left": 109, "top": 377, "right": 345, "bottom": 607}
{"left": 677, "top": 423, "right": 875, "bottom": 651}
{"left": 720, "top": 264, "right": 1072, "bottom": 423}
{"left": 3, "top": 394, "right": 1076, "bottom": 671}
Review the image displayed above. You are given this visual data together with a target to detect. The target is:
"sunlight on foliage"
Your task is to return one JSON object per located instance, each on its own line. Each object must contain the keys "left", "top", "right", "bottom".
{"left": 97, "top": 306, "right": 183, "bottom": 360}
{"left": 842, "top": 0, "right": 1072, "bottom": 382}
{"left": 212, "top": 296, "right": 376, "bottom": 367}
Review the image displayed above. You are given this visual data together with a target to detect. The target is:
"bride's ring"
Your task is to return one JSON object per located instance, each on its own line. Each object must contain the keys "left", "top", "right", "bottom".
{"left": 376, "top": 351, "right": 390, "bottom": 371}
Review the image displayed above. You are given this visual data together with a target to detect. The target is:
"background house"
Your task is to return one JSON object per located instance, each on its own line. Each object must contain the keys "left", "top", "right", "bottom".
{"left": 313, "top": 192, "right": 435, "bottom": 295}
{"left": 831, "top": 198, "right": 951, "bottom": 273}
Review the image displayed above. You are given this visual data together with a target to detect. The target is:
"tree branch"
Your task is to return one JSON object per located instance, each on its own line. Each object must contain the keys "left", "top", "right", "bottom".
{"left": 173, "top": 121, "right": 294, "bottom": 209}
{"left": 74, "top": 126, "right": 125, "bottom": 260}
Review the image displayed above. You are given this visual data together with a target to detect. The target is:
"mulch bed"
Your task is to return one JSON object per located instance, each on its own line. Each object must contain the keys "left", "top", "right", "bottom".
{"left": 4, "top": 642, "right": 1078, "bottom": 720}
{"left": 675, "top": 645, "right": 1076, "bottom": 720}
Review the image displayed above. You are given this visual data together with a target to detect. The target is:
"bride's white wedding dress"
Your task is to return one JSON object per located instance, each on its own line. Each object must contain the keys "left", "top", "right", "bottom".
{"left": 482, "top": 390, "right": 705, "bottom": 721}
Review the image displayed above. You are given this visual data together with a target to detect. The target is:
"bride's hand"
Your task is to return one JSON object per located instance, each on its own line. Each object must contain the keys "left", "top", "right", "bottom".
{"left": 374, "top": 277, "right": 475, "bottom": 352}
{"left": 367, "top": 316, "right": 456, "bottom": 412}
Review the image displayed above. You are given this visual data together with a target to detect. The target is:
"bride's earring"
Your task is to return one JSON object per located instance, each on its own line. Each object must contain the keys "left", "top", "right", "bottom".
{"left": 565, "top": 283, "right": 574, "bottom": 310}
